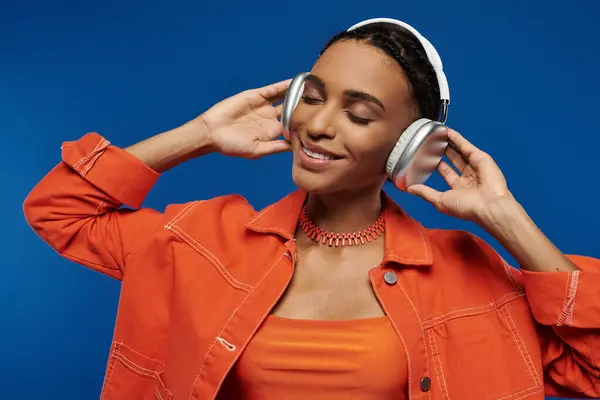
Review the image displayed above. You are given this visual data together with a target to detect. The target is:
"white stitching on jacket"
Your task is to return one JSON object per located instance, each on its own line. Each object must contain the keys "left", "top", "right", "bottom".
{"left": 557, "top": 271, "right": 580, "bottom": 327}
{"left": 216, "top": 337, "right": 236, "bottom": 352}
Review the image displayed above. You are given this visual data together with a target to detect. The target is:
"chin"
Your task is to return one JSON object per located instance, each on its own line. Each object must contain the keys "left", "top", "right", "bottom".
{"left": 291, "top": 164, "right": 340, "bottom": 194}
{"left": 292, "top": 165, "right": 388, "bottom": 198}
{"left": 292, "top": 169, "right": 327, "bottom": 194}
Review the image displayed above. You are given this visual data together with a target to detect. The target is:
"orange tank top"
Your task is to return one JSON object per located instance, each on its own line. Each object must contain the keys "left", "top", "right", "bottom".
{"left": 219, "top": 315, "right": 408, "bottom": 399}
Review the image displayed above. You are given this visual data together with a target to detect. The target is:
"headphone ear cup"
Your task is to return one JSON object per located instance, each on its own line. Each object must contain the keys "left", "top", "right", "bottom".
{"left": 281, "top": 72, "right": 310, "bottom": 142}
{"left": 386, "top": 118, "right": 431, "bottom": 177}
{"left": 386, "top": 118, "right": 448, "bottom": 190}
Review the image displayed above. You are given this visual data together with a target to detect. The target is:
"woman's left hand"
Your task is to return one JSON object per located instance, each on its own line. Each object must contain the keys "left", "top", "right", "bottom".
{"left": 407, "top": 128, "right": 514, "bottom": 227}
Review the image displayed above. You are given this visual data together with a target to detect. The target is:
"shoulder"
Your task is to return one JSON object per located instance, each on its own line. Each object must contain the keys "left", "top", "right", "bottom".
{"left": 162, "top": 194, "right": 257, "bottom": 228}
{"left": 423, "top": 226, "right": 524, "bottom": 291}
{"left": 425, "top": 228, "right": 499, "bottom": 263}
{"left": 159, "top": 189, "right": 306, "bottom": 235}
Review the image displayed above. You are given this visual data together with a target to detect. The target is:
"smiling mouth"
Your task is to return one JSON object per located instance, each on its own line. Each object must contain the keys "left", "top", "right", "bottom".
{"left": 299, "top": 139, "right": 342, "bottom": 161}
{"left": 297, "top": 143, "right": 341, "bottom": 170}
{"left": 302, "top": 145, "right": 337, "bottom": 160}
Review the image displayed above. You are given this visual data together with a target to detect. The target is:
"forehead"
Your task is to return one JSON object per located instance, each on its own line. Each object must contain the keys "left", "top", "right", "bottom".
{"left": 310, "top": 40, "right": 412, "bottom": 106}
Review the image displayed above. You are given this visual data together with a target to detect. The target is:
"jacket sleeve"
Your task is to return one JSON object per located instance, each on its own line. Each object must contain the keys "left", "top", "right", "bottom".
{"left": 23, "top": 132, "right": 163, "bottom": 280}
{"left": 514, "top": 255, "right": 600, "bottom": 398}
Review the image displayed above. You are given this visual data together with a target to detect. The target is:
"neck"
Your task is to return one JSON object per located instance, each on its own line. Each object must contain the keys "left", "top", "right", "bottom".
{"left": 304, "top": 183, "right": 384, "bottom": 233}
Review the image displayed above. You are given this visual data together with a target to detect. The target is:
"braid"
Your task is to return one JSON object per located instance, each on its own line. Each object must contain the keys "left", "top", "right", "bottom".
{"left": 319, "top": 25, "right": 440, "bottom": 121}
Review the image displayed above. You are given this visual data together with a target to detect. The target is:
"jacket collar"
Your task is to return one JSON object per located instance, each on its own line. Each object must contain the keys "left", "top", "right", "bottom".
{"left": 244, "top": 189, "right": 433, "bottom": 267}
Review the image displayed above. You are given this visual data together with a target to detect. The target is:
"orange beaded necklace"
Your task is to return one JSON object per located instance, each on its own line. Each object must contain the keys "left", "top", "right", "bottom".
{"left": 297, "top": 206, "right": 385, "bottom": 247}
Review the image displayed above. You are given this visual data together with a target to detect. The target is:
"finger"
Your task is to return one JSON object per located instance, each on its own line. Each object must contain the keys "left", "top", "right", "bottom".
{"left": 447, "top": 129, "right": 480, "bottom": 159}
{"left": 256, "top": 78, "right": 293, "bottom": 102}
{"left": 253, "top": 140, "right": 292, "bottom": 158}
{"left": 275, "top": 103, "right": 284, "bottom": 118}
{"left": 269, "top": 93, "right": 287, "bottom": 105}
{"left": 407, "top": 184, "right": 442, "bottom": 206}
{"left": 437, "top": 160, "right": 460, "bottom": 187}
{"left": 445, "top": 144, "right": 467, "bottom": 172}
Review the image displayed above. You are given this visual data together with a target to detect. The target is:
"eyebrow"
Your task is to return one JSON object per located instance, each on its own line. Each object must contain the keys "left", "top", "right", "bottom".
{"left": 305, "top": 74, "right": 386, "bottom": 112}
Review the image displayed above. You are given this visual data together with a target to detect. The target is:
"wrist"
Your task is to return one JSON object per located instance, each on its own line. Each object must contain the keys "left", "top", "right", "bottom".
{"left": 480, "top": 195, "right": 527, "bottom": 237}
{"left": 184, "top": 115, "right": 217, "bottom": 157}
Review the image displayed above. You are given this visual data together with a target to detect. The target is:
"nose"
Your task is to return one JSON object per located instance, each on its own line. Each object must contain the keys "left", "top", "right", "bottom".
{"left": 304, "top": 105, "right": 337, "bottom": 140}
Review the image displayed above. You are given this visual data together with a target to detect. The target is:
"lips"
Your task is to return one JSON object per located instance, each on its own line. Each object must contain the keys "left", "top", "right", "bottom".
{"left": 297, "top": 140, "right": 341, "bottom": 171}
{"left": 302, "top": 146, "right": 336, "bottom": 160}
{"left": 300, "top": 139, "right": 341, "bottom": 160}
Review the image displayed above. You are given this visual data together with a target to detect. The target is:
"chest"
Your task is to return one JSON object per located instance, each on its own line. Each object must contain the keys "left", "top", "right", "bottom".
{"left": 270, "top": 241, "right": 387, "bottom": 320}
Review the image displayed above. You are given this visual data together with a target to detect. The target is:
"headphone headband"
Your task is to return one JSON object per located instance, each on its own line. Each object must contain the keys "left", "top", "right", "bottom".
{"left": 347, "top": 18, "right": 449, "bottom": 123}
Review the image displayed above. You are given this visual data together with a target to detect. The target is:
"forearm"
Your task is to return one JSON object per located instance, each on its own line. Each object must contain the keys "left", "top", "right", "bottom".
{"left": 483, "top": 196, "right": 579, "bottom": 273}
{"left": 125, "top": 117, "right": 214, "bottom": 173}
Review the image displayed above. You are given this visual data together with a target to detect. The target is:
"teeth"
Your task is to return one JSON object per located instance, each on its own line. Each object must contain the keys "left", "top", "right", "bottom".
{"left": 303, "top": 146, "right": 334, "bottom": 160}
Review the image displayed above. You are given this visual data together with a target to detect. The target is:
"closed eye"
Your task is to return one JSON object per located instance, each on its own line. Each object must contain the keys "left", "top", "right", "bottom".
{"left": 301, "top": 95, "right": 323, "bottom": 104}
{"left": 345, "top": 111, "right": 372, "bottom": 125}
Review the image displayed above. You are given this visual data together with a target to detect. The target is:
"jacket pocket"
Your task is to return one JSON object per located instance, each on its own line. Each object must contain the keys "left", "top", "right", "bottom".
{"left": 100, "top": 342, "right": 172, "bottom": 400}
{"left": 425, "top": 301, "right": 543, "bottom": 399}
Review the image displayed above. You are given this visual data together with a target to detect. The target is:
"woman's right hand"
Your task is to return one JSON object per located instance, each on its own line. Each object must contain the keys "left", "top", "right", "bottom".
{"left": 197, "top": 78, "right": 292, "bottom": 159}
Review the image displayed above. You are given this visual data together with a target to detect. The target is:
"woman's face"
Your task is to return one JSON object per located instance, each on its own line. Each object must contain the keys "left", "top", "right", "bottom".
{"left": 289, "top": 39, "right": 418, "bottom": 194}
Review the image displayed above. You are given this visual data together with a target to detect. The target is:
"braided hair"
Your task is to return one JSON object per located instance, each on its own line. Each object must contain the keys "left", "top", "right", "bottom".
{"left": 320, "top": 25, "right": 440, "bottom": 121}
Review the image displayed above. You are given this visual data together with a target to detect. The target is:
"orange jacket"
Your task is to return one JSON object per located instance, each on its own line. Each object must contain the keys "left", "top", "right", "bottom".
{"left": 24, "top": 133, "right": 600, "bottom": 400}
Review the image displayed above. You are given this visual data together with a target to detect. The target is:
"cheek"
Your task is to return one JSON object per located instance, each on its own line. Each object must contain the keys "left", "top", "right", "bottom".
{"left": 346, "top": 128, "right": 398, "bottom": 167}
{"left": 289, "top": 102, "right": 312, "bottom": 132}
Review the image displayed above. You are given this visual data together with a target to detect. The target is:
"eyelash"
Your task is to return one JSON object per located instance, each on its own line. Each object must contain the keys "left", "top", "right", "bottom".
{"left": 301, "top": 96, "right": 373, "bottom": 126}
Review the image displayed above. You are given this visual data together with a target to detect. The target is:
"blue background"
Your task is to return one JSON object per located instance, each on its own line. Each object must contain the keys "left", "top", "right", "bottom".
{"left": 2, "top": 0, "right": 599, "bottom": 398}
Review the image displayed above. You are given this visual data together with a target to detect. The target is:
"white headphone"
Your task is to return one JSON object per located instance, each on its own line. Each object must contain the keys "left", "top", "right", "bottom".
{"left": 282, "top": 18, "right": 451, "bottom": 190}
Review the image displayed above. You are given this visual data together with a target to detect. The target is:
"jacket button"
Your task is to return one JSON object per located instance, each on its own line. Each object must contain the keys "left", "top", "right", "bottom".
{"left": 420, "top": 376, "right": 431, "bottom": 392}
{"left": 383, "top": 271, "right": 397, "bottom": 285}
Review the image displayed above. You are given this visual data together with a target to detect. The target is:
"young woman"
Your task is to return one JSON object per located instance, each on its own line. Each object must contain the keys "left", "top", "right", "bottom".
{"left": 24, "top": 18, "right": 599, "bottom": 400}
